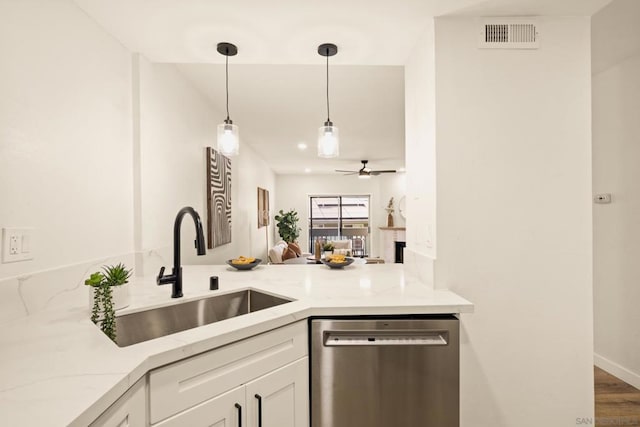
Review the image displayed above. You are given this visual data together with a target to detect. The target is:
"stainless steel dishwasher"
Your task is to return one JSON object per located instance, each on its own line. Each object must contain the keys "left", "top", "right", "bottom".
{"left": 311, "top": 316, "right": 459, "bottom": 427}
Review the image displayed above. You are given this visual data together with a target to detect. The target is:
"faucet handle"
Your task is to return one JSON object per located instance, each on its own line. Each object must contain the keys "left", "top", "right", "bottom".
{"left": 157, "top": 266, "right": 166, "bottom": 286}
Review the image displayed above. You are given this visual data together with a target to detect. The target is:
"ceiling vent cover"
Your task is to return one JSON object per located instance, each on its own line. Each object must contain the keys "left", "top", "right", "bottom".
{"left": 479, "top": 19, "right": 539, "bottom": 49}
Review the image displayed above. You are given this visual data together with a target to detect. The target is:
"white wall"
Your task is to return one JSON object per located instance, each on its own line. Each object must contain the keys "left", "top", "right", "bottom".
{"left": 592, "top": 0, "right": 640, "bottom": 389}
{"left": 275, "top": 174, "right": 406, "bottom": 257}
{"left": 378, "top": 173, "right": 407, "bottom": 232}
{"left": 0, "top": 0, "right": 276, "bottom": 319}
{"left": 135, "top": 56, "right": 276, "bottom": 274}
{"left": 434, "top": 17, "right": 594, "bottom": 426}
{"left": 402, "top": 22, "right": 438, "bottom": 285}
{"left": 404, "top": 23, "right": 437, "bottom": 260}
{"left": 0, "top": 0, "right": 134, "bottom": 280}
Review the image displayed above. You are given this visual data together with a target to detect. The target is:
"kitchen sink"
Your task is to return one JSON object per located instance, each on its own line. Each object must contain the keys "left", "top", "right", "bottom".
{"left": 113, "top": 289, "right": 292, "bottom": 347}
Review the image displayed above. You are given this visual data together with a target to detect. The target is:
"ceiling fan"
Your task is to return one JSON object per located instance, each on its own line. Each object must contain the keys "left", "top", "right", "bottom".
{"left": 335, "top": 160, "right": 396, "bottom": 178}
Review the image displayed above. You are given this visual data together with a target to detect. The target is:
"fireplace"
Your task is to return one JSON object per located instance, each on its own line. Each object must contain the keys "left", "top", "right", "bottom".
{"left": 379, "top": 227, "right": 406, "bottom": 264}
{"left": 394, "top": 241, "right": 406, "bottom": 264}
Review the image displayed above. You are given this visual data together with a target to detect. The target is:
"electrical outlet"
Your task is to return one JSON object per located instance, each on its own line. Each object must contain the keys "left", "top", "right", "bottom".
{"left": 2, "top": 228, "right": 34, "bottom": 263}
{"left": 9, "top": 236, "right": 19, "bottom": 254}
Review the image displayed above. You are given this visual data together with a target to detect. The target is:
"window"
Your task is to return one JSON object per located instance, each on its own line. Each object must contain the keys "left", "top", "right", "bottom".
{"left": 309, "top": 196, "right": 370, "bottom": 256}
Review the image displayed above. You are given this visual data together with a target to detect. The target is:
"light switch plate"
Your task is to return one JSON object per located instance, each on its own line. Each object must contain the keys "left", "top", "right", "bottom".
{"left": 2, "top": 227, "right": 34, "bottom": 263}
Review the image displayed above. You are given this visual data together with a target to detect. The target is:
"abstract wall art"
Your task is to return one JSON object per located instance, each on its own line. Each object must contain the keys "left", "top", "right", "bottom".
{"left": 206, "top": 147, "right": 232, "bottom": 249}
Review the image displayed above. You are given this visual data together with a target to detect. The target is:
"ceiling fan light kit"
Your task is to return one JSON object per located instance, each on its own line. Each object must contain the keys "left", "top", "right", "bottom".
{"left": 335, "top": 160, "right": 397, "bottom": 178}
{"left": 317, "top": 43, "right": 339, "bottom": 158}
{"left": 216, "top": 42, "right": 239, "bottom": 157}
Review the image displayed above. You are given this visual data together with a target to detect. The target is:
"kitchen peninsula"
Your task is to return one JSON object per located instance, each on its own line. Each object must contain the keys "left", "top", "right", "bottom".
{"left": 0, "top": 263, "right": 472, "bottom": 426}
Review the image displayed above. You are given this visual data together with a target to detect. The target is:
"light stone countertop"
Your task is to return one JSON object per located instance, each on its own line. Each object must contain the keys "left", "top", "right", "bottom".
{"left": 0, "top": 263, "right": 473, "bottom": 426}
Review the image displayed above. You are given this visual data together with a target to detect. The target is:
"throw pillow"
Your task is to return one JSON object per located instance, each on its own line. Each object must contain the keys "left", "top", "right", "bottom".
{"left": 288, "top": 242, "right": 302, "bottom": 257}
{"left": 282, "top": 246, "right": 297, "bottom": 261}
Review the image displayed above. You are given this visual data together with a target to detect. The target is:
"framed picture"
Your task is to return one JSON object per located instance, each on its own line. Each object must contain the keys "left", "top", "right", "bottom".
{"left": 206, "top": 147, "right": 232, "bottom": 249}
{"left": 258, "top": 187, "right": 270, "bottom": 228}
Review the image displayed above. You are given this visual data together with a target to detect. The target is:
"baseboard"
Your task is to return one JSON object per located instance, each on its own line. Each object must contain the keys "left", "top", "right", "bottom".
{"left": 594, "top": 353, "right": 640, "bottom": 390}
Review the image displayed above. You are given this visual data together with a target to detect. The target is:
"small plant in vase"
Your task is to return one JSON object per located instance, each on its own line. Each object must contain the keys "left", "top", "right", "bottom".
{"left": 85, "top": 263, "right": 132, "bottom": 342}
{"left": 386, "top": 197, "right": 395, "bottom": 227}
{"left": 322, "top": 242, "right": 335, "bottom": 259}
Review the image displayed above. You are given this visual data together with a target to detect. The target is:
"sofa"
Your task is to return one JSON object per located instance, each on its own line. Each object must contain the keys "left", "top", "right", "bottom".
{"left": 267, "top": 240, "right": 311, "bottom": 264}
{"left": 332, "top": 239, "right": 352, "bottom": 256}
{"left": 268, "top": 241, "right": 289, "bottom": 264}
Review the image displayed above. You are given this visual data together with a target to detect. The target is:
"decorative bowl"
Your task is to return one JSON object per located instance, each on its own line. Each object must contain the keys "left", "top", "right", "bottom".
{"left": 226, "top": 258, "right": 262, "bottom": 271}
{"left": 320, "top": 257, "right": 355, "bottom": 269}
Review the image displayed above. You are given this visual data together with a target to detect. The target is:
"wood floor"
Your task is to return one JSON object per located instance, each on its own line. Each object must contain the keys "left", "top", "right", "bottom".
{"left": 595, "top": 366, "right": 640, "bottom": 426}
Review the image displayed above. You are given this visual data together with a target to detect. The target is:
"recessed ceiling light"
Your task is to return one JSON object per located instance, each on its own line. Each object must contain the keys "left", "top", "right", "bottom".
{"left": 304, "top": 168, "right": 311, "bottom": 173}
{"left": 297, "top": 143, "right": 308, "bottom": 150}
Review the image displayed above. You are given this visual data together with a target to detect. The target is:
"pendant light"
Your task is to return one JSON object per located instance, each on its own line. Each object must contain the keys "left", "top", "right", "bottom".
{"left": 217, "top": 42, "right": 239, "bottom": 156}
{"left": 317, "top": 43, "right": 339, "bottom": 158}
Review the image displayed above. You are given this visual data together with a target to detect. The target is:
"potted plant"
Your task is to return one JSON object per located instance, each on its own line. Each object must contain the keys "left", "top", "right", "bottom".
{"left": 322, "top": 242, "right": 335, "bottom": 259}
{"left": 274, "top": 209, "right": 302, "bottom": 256}
{"left": 85, "top": 263, "right": 132, "bottom": 341}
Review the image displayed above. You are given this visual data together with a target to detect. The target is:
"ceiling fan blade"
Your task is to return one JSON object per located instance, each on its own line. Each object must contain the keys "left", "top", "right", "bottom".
{"left": 335, "top": 169, "right": 357, "bottom": 173}
{"left": 371, "top": 170, "right": 397, "bottom": 175}
{"left": 342, "top": 172, "right": 359, "bottom": 175}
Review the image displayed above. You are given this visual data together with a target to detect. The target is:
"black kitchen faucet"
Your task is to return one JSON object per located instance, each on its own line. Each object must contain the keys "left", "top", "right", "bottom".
{"left": 157, "top": 206, "right": 206, "bottom": 298}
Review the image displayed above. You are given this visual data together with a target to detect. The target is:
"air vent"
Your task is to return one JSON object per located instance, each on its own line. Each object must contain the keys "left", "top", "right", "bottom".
{"left": 479, "top": 19, "right": 539, "bottom": 49}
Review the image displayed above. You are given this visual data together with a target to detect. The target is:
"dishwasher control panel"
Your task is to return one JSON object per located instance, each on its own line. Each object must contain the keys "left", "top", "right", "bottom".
{"left": 324, "top": 330, "right": 448, "bottom": 346}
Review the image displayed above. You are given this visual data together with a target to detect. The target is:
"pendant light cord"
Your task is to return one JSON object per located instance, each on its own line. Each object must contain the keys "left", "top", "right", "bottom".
{"left": 326, "top": 51, "right": 330, "bottom": 122}
{"left": 225, "top": 52, "right": 230, "bottom": 122}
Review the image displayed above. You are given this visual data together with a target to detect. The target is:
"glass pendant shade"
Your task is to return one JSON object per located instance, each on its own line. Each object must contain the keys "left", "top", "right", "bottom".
{"left": 217, "top": 121, "right": 239, "bottom": 156}
{"left": 317, "top": 43, "right": 339, "bottom": 159}
{"left": 317, "top": 122, "right": 339, "bottom": 158}
{"left": 216, "top": 42, "right": 239, "bottom": 157}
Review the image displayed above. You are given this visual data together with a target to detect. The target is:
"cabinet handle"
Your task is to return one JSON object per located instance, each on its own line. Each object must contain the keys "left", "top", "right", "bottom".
{"left": 254, "top": 394, "right": 263, "bottom": 427}
{"left": 235, "top": 402, "right": 242, "bottom": 427}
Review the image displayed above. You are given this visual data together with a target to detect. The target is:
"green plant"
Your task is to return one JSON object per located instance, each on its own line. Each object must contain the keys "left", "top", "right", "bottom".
{"left": 84, "top": 263, "right": 132, "bottom": 342}
{"left": 85, "top": 272, "right": 104, "bottom": 325}
{"left": 102, "top": 263, "right": 132, "bottom": 287}
{"left": 274, "top": 209, "right": 300, "bottom": 243}
{"left": 322, "top": 242, "right": 334, "bottom": 252}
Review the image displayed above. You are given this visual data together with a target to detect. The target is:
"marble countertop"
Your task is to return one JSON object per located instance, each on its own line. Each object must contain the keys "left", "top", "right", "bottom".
{"left": 0, "top": 263, "right": 472, "bottom": 426}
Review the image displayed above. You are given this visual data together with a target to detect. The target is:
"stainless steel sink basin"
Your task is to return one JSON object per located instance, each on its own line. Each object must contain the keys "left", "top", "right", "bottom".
{"left": 114, "top": 290, "right": 292, "bottom": 347}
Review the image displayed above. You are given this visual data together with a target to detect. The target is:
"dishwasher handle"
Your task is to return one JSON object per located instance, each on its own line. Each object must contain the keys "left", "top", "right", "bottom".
{"left": 323, "top": 329, "right": 449, "bottom": 346}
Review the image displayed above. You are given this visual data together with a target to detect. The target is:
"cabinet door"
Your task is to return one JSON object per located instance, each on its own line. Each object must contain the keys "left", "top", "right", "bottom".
{"left": 150, "top": 321, "right": 307, "bottom": 424}
{"left": 91, "top": 379, "right": 146, "bottom": 427}
{"left": 155, "top": 385, "right": 245, "bottom": 427}
{"left": 246, "top": 357, "right": 309, "bottom": 427}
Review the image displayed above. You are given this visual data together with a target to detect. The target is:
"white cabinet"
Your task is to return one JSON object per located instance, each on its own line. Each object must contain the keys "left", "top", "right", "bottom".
{"left": 246, "top": 358, "right": 309, "bottom": 427}
{"left": 156, "top": 358, "right": 309, "bottom": 427}
{"left": 90, "top": 379, "right": 147, "bottom": 427}
{"left": 149, "top": 321, "right": 308, "bottom": 426}
{"left": 155, "top": 385, "right": 245, "bottom": 427}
